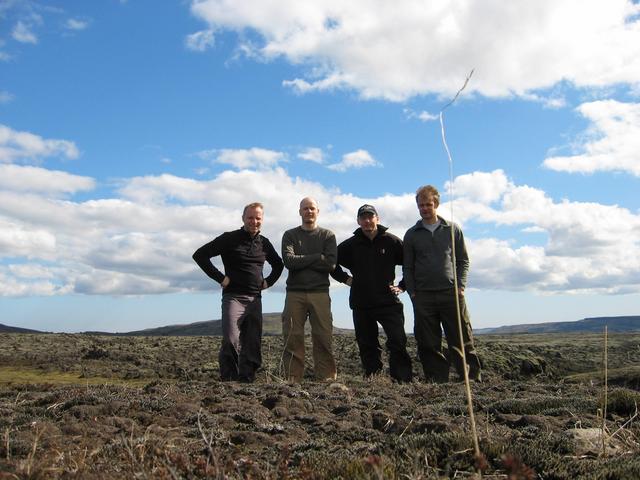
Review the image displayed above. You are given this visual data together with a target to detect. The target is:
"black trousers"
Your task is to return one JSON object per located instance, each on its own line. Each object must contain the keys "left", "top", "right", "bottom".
{"left": 352, "top": 303, "right": 412, "bottom": 382}
{"left": 412, "top": 289, "right": 481, "bottom": 383}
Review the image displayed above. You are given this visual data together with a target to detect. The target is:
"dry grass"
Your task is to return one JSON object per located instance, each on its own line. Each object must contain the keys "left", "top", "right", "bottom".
{"left": 0, "top": 366, "right": 149, "bottom": 387}
{"left": 0, "top": 332, "right": 639, "bottom": 478}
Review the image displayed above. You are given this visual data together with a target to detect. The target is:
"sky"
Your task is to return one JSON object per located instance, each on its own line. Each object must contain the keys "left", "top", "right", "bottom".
{"left": 1, "top": 0, "right": 639, "bottom": 333}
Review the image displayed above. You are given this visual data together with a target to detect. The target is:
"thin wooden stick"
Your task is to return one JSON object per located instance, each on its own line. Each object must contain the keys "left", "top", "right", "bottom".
{"left": 601, "top": 325, "right": 608, "bottom": 456}
{"left": 439, "top": 69, "right": 481, "bottom": 470}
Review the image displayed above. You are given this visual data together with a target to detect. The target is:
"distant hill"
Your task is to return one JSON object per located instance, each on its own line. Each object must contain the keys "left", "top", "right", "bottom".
{"left": 476, "top": 315, "right": 640, "bottom": 335}
{"left": 4, "top": 315, "right": 638, "bottom": 336}
{"left": 113, "top": 313, "right": 353, "bottom": 336}
{"left": 1, "top": 315, "right": 352, "bottom": 336}
{"left": 0, "top": 324, "right": 46, "bottom": 334}
{"left": 116, "top": 319, "right": 224, "bottom": 337}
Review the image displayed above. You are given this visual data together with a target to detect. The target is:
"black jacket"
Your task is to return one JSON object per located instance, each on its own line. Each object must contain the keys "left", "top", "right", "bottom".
{"left": 193, "top": 228, "right": 283, "bottom": 296}
{"left": 331, "top": 225, "right": 404, "bottom": 309}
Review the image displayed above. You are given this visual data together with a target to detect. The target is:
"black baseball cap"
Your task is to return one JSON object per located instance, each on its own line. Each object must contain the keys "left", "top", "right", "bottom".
{"left": 357, "top": 204, "right": 378, "bottom": 217}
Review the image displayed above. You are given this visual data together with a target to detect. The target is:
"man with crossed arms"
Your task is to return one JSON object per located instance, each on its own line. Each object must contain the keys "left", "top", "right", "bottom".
{"left": 281, "top": 197, "right": 337, "bottom": 382}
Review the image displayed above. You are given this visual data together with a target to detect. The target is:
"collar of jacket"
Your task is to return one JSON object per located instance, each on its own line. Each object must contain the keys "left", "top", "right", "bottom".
{"left": 240, "top": 227, "right": 261, "bottom": 240}
{"left": 353, "top": 224, "right": 388, "bottom": 239}
{"left": 412, "top": 216, "right": 450, "bottom": 231}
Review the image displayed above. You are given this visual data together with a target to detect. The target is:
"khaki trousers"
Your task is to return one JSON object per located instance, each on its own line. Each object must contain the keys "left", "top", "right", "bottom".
{"left": 281, "top": 291, "right": 337, "bottom": 382}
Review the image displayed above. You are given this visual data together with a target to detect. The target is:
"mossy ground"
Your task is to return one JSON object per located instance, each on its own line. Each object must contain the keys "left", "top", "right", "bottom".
{"left": 1, "top": 332, "right": 639, "bottom": 479}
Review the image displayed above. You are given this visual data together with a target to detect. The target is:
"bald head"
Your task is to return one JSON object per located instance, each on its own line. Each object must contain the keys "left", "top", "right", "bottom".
{"left": 299, "top": 197, "right": 319, "bottom": 230}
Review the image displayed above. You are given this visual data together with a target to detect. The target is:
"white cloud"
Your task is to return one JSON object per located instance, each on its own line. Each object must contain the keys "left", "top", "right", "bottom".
{"left": 298, "top": 147, "right": 325, "bottom": 163}
{"left": 190, "top": 0, "right": 640, "bottom": 101}
{"left": 185, "top": 29, "right": 215, "bottom": 51}
{"left": 1, "top": 164, "right": 639, "bottom": 297}
{"left": 0, "top": 217, "right": 57, "bottom": 260}
{"left": 543, "top": 100, "right": 640, "bottom": 176}
{"left": 449, "top": 169, "right": 640, "bottom": 293}
{"left": 12, "top": 21, "right": 37, "bottom": 44}
{"left": 65, "top": 18, "right": 90, "bottom": 31}
{"left": 404, "top": 108, "right": 439, "bottom": 122}
{"left": 0, "top": 164, "right": 95, "bottom": 195}
{"left": 446, "top": 169, "right": 511, "bottom": 204}
{"left": 74, "top": 269, "right": 173, "bottom": 296}
{"left": 468, "top": 236, "right": 640, "bottom": 294}
{"left": 520, "top": 92, "right": 567, "bottom": 109}
{"left": 282, "top": 74, "right": 350, "bottom": 95}
{"left": 8, "top": 263, "right": 55, "bottom": 279}
{"left": 0, "top": 124, "right": 80, "bottom": 163}
{"left": 468, "top": 240, "right": 553, "bottom": 291}
{"left": 0, "top": 165, "right": 378, "bottom": 296}
{"left": 117, "top": 168, "right": 330, "bottom": 224}
{"left": 0, "top": 269, "right": 65, "bottom": 297}
{"left": 194, "top": 148, "right": 216, "bottom": 161}
{"left": 0, "top": 91, "right": 13, "bottom": 103}
{"left": 118, "top": 174, "right": 208, "bottom": 204}
{"left": 327, "top": 149, "right": 381, "bottom": 172}
{"left": 215, "top": 147, "right": 286, "bottom": 169}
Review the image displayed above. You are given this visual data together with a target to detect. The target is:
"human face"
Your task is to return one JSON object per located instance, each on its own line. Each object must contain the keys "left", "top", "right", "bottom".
{"left": 417, "top": 194, "right": 438, "bottom": 224}
{"left": 242, "top": 207, "right": 263, "bottom": 236}
{"left": 299, "top": 198, "right": 319, "bottom": 227}
{"left": 357, "top": 212, "right": 379, "bottom": 237}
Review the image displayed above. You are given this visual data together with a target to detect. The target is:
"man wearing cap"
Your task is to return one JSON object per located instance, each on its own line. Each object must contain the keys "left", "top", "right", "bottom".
{"left": 331, "top": 204, "right": 413, "bottom": 383}
{"left": 403, "top": 185, "right": 481, "bottom": 383}
{"left": 193, "top": 202, "right": 284, "bottom": 382}
{"left": 281, "top": 197, "right": 338, "bottom": 382}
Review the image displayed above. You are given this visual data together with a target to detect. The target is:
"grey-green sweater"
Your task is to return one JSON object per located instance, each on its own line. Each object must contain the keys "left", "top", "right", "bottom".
{"left": 282, "top": 226, "right": 337, "bottom": 292}
{"left": 402, "top": 216, "right": 469, "bottom": 295}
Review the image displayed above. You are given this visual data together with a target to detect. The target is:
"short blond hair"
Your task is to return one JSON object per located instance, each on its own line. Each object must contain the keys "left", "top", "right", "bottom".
{"left": 242, "top": 202, "right": 264, "bottom": 217}
{"left": 415, "top": 185, "right": 440, "bottom": 206}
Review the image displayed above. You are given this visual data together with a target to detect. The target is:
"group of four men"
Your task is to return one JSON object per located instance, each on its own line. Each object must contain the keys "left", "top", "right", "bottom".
{"left": 193, "top": 185, "right": 481, "bottom": 384}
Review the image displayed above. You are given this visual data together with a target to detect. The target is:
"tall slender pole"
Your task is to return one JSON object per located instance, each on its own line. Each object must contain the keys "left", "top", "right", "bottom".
{"left": 601, "top": 325, "right": 608, "bottom": 456}
{"left": 439, "top": 69, "right": 481, "bottom": 466}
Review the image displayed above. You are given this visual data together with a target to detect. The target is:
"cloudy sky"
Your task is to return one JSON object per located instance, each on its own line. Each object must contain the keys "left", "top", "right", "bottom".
{"left": 1, "top": 0, "right": 639, "bottom": 333}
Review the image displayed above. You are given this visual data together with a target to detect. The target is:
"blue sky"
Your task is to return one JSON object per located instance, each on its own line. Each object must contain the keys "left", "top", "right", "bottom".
{"left": 1, "top": 0, "right": 639, "bottom": 333}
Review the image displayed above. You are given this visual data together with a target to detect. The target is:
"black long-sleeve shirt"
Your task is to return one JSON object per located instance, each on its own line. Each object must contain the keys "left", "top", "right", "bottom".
{"left": 331, "top": 225, "right": 404, "bottom": 309}
{"left": 193, "top": 228, "right": 283, "bottom": 296}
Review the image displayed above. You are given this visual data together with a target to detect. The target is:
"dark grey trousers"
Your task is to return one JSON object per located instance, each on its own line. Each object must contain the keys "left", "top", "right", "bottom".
{"left": 412, "top": 289, "right": 481, "bottom": 382}
{"left": 220, "top": 293, "right": 262, "bottom": 382}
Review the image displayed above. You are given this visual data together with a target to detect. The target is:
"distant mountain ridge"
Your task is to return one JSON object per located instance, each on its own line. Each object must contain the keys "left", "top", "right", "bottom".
{"left": 0, "top": 324, "right": 45, "bottom": 334}
{"left": 13, "top": 313, "right": 352, "bottom": 336}
{"left": 117, "top": 313, "right": 285, "bottom": 336}
{"left": 2, "top": 315, "right": 639, "bottom": 336}
{"left": 114, "top": 313, "right": 354, "bottom": 336}
{"left": 475, "top": 315, "right": 640, "bottom": 335}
